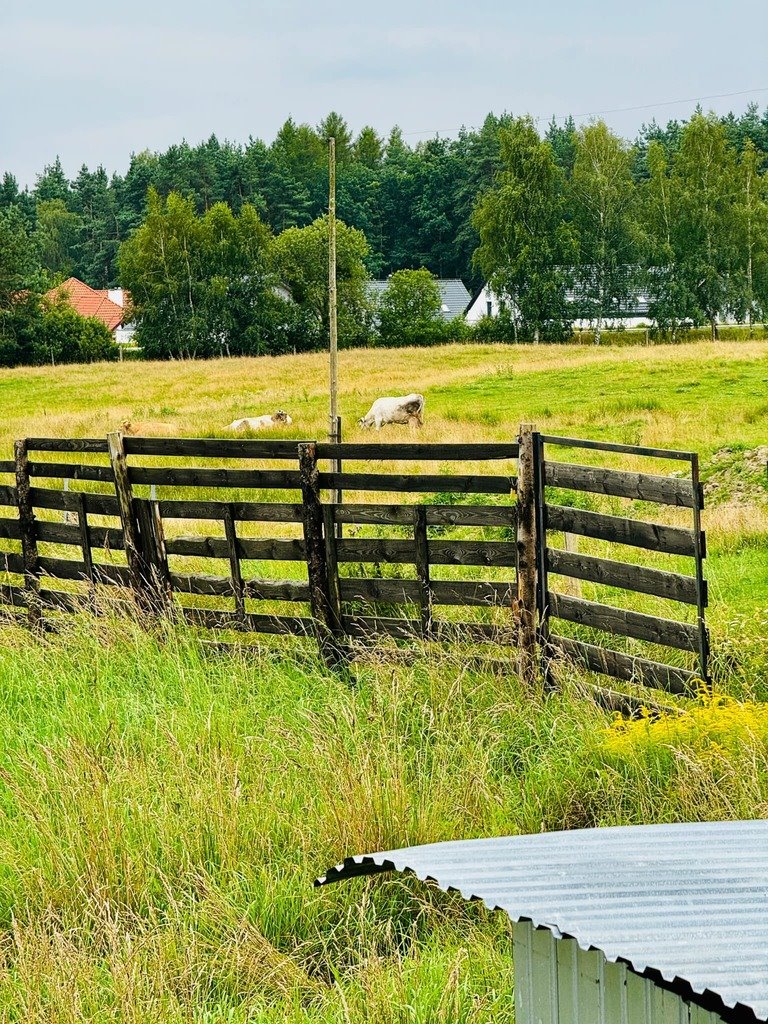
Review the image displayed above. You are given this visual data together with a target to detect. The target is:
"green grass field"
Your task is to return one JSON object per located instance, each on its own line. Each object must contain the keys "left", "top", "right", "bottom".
{"left": 0, "top": 342, "right": 766, "bottom": 1019}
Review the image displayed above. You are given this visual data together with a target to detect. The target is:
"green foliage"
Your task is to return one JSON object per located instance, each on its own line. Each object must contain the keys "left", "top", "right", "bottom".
{"left": 119, "top": 189, "right": 286, "bottom": 359}
{"left": 377, "top": 268, "right": 451, "bottom": 346}
{"left": 473, "top": 117, "right": 576, "bottom": 342}
{"left": 271, "top": 214, "right": 374, "bottom": 348}
{"left": 0, "top": 295, "right": 116, "bottom": 367}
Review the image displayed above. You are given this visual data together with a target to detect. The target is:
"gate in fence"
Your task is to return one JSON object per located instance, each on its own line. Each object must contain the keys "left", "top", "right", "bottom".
{"left": 0, "top": 427, "right": 708, "bottom": 700}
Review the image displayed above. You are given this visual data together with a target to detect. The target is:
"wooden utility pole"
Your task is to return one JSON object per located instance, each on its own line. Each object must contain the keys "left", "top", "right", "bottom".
{"left": 328, "top": 138, "right": 339, "bottom": 445}
{"left": 328, "top": 137, "right": 342, "bottom": 516}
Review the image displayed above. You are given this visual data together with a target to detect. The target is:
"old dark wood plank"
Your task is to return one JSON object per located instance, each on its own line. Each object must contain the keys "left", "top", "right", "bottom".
{"left": 181, "top": 607, "right": 314, "bottom": 635}
{"left": 544, "top": 461, "right": 695, "bottom": 507}
{"left": 15, "top": 440, "right": 41, "bottom": 629}
{"left": 321, "top": 504, "right": 343, "bottom": 631}
{"left": 540, "top": 435, "right": 695, "bottom": 462}
{"left": 547, "top": 591, "right": 699, "bottom": 652}
{"left": 27, "top": 462, "right": 114, "bottom": 482}
{"left": 299, "top": 442, "right": 345, "bottom": 665}
{"left": 338, "top": 578, "right": 516, "bottom": 607}
{"left": 25, "top": 438, "right": 110, "bottom": 453}
{"left": 430, "top": 580, "right": 516, "bottom": 606}
{"left": 170, "top": 573, "right": 312, "bottom": 601}
{"left": 515, "top": 425, "right": 538, "bottom": 687}
{"left": 339, "top": 578, "right": 420, "bottom": 604}
{"left": 108, "top": 431, "right": 147, "bottom": 603}
{"left": 36, "top": 521, "right": 124, "bottom": 550}
{"left": 0, "top": 552, "right": 24, "bottom": 574}
{"left": 318, "top": 471, "right": 513, "bottom": 494}
{"left": 547, "top": 634, "right": 698, "bottom": 695}
{"left": 335, "top": 538, "right": 517, "bottom": 567}
{"left": 0, "top": 460, "right": 18, "bottom": 475}
{"left": 34, "top": 555, "right": 130, "bottom": 586}
{"left": 316, "top": 442, "right": 520, "bottom": 461}
{"left": 29, "top": 488, "right": 120, "bottom": 517}
{"left": 343, "top": 614, "right": 512, "bottom": 643}
{"left": 332, "top": 503, "right": 516, "bottom": 528}
{"left": 157, "top": 499, "right": 305, "bottom": 522}
{"left": 0, "top": 485, "right": 17, "bottom": 506}
{"left": 545, "top": 504, "right": 697, "bottom": 557}
{"left": 546, "top": 547, "right": 701, "bottom": 605}
{"left": 165, "top": 536, "right": 306, "bottom": 560}
{"left": 123, "top": 437, "right": 303, "bottom": 459}
{"left": 134, "top": 498, "right": 173, "bottom": 613}
{"left": 129, "top": 467, "right": 301, "bottom": 488}
{"left": 0, "top": 582, "right": 26, "bottom": 607}
{"left": 413, "top": 506, "right": 432, "bottom": 638}
{"left": 0, "top": 519, "right": 22, "bottom": 540}
{"left": 75, "top": 493, "right": 95, "bottom": 590}
{"left": 223, "top": 504, "right": 245, "bottom": 621}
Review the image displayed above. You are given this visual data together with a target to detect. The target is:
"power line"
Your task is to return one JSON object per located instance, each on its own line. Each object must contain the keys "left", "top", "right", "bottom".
{"left": 401, "top": 86, "right": 768, "bottom": 137}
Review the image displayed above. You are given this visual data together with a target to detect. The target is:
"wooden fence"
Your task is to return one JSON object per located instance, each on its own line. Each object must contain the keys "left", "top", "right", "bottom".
{"left": 0, "top": 428, "right": 709, "bottom": 698}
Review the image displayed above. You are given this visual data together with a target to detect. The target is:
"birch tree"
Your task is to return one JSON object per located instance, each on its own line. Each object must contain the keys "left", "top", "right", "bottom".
{"left": 571, "top": 122, "right": 638, "bottom": 344}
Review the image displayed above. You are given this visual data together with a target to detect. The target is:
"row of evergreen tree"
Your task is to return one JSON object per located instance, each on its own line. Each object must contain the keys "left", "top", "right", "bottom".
{"left": 2, "top": 105, "right": 767, "bottom": 295}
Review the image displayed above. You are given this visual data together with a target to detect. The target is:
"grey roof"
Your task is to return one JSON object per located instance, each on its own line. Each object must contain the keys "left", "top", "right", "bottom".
{"left": 317, "top": 820, "right": 768, "bottom": 1023}
{"left": 367, "top": 278, "right": 471, "bottom": 321}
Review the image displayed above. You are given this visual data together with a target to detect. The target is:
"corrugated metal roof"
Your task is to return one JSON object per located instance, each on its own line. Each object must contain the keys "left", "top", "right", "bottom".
{"left": 317, "top": 820, "right": 768, "bottom": 1023}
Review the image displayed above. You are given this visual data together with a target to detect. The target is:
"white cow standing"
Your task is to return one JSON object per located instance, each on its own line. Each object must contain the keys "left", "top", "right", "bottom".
{"left": 227, "top": 410, "right": 293, "bottom": 431}
{"left": 358, "top": 394, "right": 425, "bottom": 430}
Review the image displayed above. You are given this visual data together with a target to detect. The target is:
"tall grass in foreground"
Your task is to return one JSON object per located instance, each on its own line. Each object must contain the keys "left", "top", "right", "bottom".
{"left": 0, "top": 612, "right": 765, "bottom": 1019}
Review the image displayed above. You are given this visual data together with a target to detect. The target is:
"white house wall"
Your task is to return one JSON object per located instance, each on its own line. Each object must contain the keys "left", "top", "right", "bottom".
{"left": 514, "top": 920, "right": 724, "bottom": 1024}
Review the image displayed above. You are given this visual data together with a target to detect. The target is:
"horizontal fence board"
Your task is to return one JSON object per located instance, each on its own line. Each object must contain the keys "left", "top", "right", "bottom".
{"left": 332, "top": 503, "right": 516, "bottom": 527}
{"left": 343, "top": 614, "right": 512, "bottom": 643}
{"left": 540, "top": 435, "right": 695, "bottom": 462}
{"left": 339, "top": 577, "right": 515, "bottom": 606}
{"left": 130, "top": 467, "right": 301, "bottom": 489}
{"left": 28, "top": 462, "right": 114, "bottom": 482}
{"left": 170, "top": 573, "right": 309, "bottom": 602}
{"left": 165, "top": 536, "right": 306, "bottom": 561}
{"left": 0, "top": 485, "right": 16, "bottom": 506}
{"left": 37, "top": 556, "right": 130, "bottom": 586}
{"left": 35, "top": 521, "right": 125, "bottom": 550}
{"left": 546, "top": 547, "right": 701, "bottom": 605}
{"left": 318, "top": 472, "right": 514, "bottom": 494}
{"left": 29, "top": 488, "right": 120, "bottom": 516}
{"left": 316, "top": 442, "right": 520, "bottom": 461}
{"left": 124, "top": 437, "right": 302, "bottom": 459}
{"left": 0, "top": 519, "right": 21, "bottom": 540}
{"left": 0, "top": 461, "right": 15, "bottom": 474}
{"left": 157, "top": 499, "right": 305, "bottom": 522}
{"left": 548, "top": 635, "right": 698, "bottom": 695}
{"left": 548, "top": 591, "right": 699, "bottom": 652}
{"left": 0, "top": 583, "right": 85, "bottom": 613}
{"left": 336, "top": 538, "right": 517, "bottom": 567}
{"left": 544, "top": 461, "right": 695, "bottom": 508}
{"left": 546, "top": 504, "right": 697, "bottom": 557}
{"left": 25, "top": 438, "right": 110, "bottom": 453}
{"left": 181, "top": 607, "right": 314, "bottom": 635}
{"left": 0, "top": 552, "right": 23, "bottom": 574}
{"left": 0, "top": 582, "right": 25, "bottom": 606}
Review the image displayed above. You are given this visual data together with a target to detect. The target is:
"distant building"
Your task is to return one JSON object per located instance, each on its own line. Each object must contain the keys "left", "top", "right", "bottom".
{"left": 45, "top": 277, "right": 136, "bottom": 345}
{"left": 465, "top": 284, "right": 503, "bottom": 324}
{"left": 367, "top": 278, "right": 471, "bottom": 322}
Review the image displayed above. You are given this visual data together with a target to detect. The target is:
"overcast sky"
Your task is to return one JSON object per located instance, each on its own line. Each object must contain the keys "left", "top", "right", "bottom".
{"left": 2, "top": 0, "right": 767, "bottom": 188}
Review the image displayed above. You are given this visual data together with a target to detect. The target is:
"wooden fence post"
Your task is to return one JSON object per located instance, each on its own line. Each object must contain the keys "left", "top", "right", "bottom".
{"left": 14, "top": 440, "right": 41, "bottom": 630}
{"left": 108, "top": 431, "right": 171, "bottom": 615}
{"left": 299, "top": 442, "right": 346, "bottom": 668}
{"left": 134, "top": 498, "right": 173, "bottom": 615}
{"left": 223, "top": 503, "right": 246, "bottom": 625}
{"left": 413, "top": 506, "right": 433, "bottom": 639}
{"left": 515, "top": 424, "right": 539, "bottom": 688}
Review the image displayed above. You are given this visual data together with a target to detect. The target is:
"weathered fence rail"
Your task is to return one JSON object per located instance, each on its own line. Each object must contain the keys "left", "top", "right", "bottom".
{"left": 0, "top": 428, "right": 709, "bottom": 700}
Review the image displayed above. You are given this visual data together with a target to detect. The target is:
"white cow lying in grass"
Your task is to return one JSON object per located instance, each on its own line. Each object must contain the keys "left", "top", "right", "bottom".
{"left": 358, "top": 394, "right": 425, "bottom": 429}
{"left": 227, "top": 410, "right": 293, "bottom": 431}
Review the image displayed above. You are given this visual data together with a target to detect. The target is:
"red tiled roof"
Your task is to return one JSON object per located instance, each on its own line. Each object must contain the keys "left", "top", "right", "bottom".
{"left": 45, "top": 277, "right": 125, "bottom": 332}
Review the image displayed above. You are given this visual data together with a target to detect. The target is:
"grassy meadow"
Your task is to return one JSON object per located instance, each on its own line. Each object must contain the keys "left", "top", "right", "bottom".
{"left": 0, "top": 341, "right": 766, "bottom": 1019}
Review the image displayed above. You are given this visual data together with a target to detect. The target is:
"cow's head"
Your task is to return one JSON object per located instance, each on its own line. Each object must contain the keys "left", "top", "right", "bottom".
{"left": 358, "top": 415, "right": 374, "bottom": 429}
{"left": 273, "top": 410, "right": 292, "bottom": 424}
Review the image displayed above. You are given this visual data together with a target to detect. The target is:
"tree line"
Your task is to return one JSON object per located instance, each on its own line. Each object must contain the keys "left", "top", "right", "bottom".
{"left": 0, "top": 104, "right": 767, "bottom": 361}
